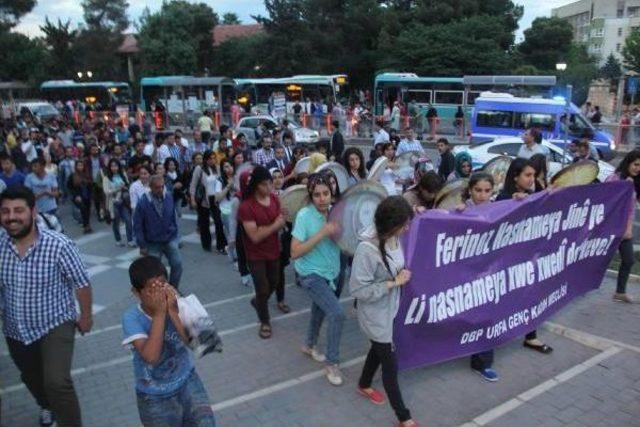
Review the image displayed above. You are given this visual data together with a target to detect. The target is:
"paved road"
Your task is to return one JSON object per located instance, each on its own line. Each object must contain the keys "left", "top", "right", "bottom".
{"left": 1, "top": 201, "right": 639, "bottom": 427}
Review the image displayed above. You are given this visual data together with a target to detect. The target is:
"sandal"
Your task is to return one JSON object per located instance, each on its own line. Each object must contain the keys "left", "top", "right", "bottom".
{"left": 259, "top": 324, "right": 272, "bottom": 339}
{"left": 523, "top": 341, "right": 553, "bottom": 354}
{"left": 277, "top": 302, "right": 291, "bottom": 313}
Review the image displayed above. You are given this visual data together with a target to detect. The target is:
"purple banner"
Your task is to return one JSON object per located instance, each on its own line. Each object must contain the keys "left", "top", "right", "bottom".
{"left": 394, "top": 181, "right": 634, "bottom": 370}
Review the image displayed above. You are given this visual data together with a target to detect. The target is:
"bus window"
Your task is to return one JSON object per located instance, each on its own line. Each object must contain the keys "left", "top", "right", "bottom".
{"left": 514, "top": 112, "right": 555, "bottom": 131}
{"left": 466, "top": 91, "right": 482, "bottom": 105}
{"left": 434, "top": 91, "right": 463, "bottom": 105}
{"left": 476, "top": 110, "right": 513, "bottom": 128}
{"left": 568, "top": 114, "right": 594, "bottom": 137}
{"left": 405, "top": 90, "right": 431, "bottom": 104}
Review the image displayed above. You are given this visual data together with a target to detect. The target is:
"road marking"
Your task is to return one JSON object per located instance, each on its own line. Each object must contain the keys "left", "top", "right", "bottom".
{"left": 81, "top": 284, "right": 295, "bottom": 338}
{"left": 544, "top": 321, "right": 640, "bottom": 354}
{"left": 87, "top": 265, "right": 112, "bottom": 277}
{"left": 0, "top": 296, "right": 353, "bottom": 395}
{"left": 181, "top": 213, "right": 198, "bottom": 221}
{"left": 211, "top": 355, "right": 367, "bottom": 412}
{"left": 461, "top": 346, "right": 622, "bottom": 427}
{"left": 116, "top": 249, "right": 140, "bottom": 261}
{"left": 82, "top": 254, "right": 112, "bottom": 265}
{"left": 73, "top": 231, "right": 111, "bottom": 246}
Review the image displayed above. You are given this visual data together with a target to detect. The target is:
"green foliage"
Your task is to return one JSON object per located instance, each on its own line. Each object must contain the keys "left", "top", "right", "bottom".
{"left": 40, "top": 18, "right": 77, "bottom": 79}
{"left": 212, "top": 34, "right": 267, "bottom": 77}
{"left": 561, "top": 44, "right": 599, "bottom": 106}
{"left": 137, "top": 1, "right": 218, "bottom": 76}
{"left": 82, "top": 0, "right": 129, "bottom": 33}
{"left": 518, "top": 17, "right": 573, "bottom": 71}
{"left": 0, "top": 31, "right": 46, "bottom": 83}
{"left": 378, "top": 16, "right": 515, "bottom": 76}
{"left": 222, "top": 12, "right": 241, "bottom": 25}
{"left": 599, "top": 53, "right": 622, "bottom": 81}
{"left": 0, "top": 0, "right": 36, "bottom": 30}
{"left": 623, "top": 29, "right": 640, "bottom": 73}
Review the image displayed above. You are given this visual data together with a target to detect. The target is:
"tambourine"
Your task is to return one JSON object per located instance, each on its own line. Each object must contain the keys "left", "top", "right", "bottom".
{"left": 367, "top": 156, "right": 389, "bottom": 181}
{"left": 434, "top": 178, "right": 468, "bottom": 210}
{"left": 328, "top": 181, "right": 388, "bottom": 256}
{"left": 294, "top": 156, "right": 311, "bottom": 175}
{"left": 279, "top": 184, "right": 309, "bottom": 223}
{"left": 482, "top": 156, "right": 512, "bottom": 191}
{"left": 550, "top": 160, "right": 599, "bottom": 188}
{"left": 315, "top": 161, "right": 349, "bottom": 193}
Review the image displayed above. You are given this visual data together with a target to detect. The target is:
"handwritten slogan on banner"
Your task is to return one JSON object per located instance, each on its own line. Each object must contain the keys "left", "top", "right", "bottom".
{"left": 393, "top": 181, "right": 634, "bottom": 370}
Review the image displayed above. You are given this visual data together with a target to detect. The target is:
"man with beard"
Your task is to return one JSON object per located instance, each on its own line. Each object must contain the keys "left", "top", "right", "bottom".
{"left": 0, "top": 186, "right": 92, "bottom": 427}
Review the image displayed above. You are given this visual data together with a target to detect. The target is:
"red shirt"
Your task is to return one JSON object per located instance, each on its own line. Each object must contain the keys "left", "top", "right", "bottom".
{"left": 238, "top": 194, "right": 281, "bottom": 261}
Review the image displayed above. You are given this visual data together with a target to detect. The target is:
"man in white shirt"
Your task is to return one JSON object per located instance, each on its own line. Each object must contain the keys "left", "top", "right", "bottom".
{"left": 517, "top": 128, "right": 548, "bottom": 160}
{"left": 156, "top": 133, "right": 182, "bottom": 165}
{"left": 20, "top": 130, "right": 38, "bottom": 162}
{"left": 373, "top": 120, "right": 389, "bottom": 147}
{"left": 197, "top": 112, "right": 214, "bottom": 144}
{"left": 396, "top": 128, "right": 424, "bottom": 156}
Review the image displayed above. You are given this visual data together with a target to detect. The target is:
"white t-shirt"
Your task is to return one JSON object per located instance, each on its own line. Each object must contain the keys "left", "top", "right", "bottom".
{"left": 21, "top": 140, "right": 37, "bottom": 162}
{"left": 198, "top": 116, "right": 214, "bottom": 132}
{"left": 374, "top": 129, "right": 390, "bottom": 146}
{"left": 202, "top": 171, "right": 219, "bottom": 197}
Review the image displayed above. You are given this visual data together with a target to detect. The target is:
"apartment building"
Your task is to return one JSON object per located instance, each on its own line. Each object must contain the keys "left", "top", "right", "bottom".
{"left": 552, "top": 0, "right": 640, "bottom": 65}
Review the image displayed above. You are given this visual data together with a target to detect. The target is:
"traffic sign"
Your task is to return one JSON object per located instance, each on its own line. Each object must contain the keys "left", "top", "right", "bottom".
{"left": 628, "top": 77, "right": 638, "bottom": 95}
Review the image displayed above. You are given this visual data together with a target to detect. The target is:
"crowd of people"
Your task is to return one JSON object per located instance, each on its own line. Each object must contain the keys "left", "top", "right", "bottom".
{"left": 0, "top": 109, "right": 638, "bottom": 427}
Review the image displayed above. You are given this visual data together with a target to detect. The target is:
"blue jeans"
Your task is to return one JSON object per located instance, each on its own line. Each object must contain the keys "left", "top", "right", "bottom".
{"left": 147, "top": 238, "right": 183, "bottom": 288}
{"left": 137, "top": 370, "right": 215, "bottom": 427}
{"left": 300, "top": 273, "right": 345, "bottom": 365}
{"left": 112, "top": 201, "right": 133, "bottom": 243}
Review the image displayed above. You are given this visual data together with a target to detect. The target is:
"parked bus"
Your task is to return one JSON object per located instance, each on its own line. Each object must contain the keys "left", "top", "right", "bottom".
{"left": 235, "top": 74, "right": 350, "bottom": 115}
{"left": 139, "top": 76, "right": 236, "bottom": 128}
{"left": 40, "top": 80, "right": 132, "bottom": 112}
{"left": 471, "top": 92, "right": 615, "bottom": 158}
{"left": 373, "top": 73, "right": 557, "bottom": 133}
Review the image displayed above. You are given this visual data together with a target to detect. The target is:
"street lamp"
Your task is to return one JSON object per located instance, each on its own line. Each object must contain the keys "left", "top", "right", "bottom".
{"left": 87, "top": 71, "right": 93, "bottom": 78}
{"left": 77, "top": 71, "right": 83, "bottom": 79}
{"left": 556, "top": 61, "right": 572, "bottom": 165}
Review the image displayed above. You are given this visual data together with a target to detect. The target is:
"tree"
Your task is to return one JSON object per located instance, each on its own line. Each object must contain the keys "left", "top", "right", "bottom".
{"left": 137, "top": 1, "right": 218, "bottom": 76}
{"left": 518, "top": 17, "right": 573, "bottom": 71}
{"left": 75, "top": 0, "right": 129, "bottom": 80}
{"left": 561, "top": 44, "right": 599, "bottom": 106}
{"left": 378, "top": 16, "right": 515, "bottom": 76}
{"left": 82, "top": 0, "right": 129, "bottom": 33}
{"left": 222, "top": 12, "right": 240, "bottom": 25}
{"left": 0, "top": 32, "right": 47, "bottom": 83}
{"left": 599, "top": 53, "right": 622, "bottom": 81}
{"left": 623, "top": 29, "right": 640, "bottom": 73}
{"left": 0, "top": 0, "right": 36, "bottom": 30}
{"left": 213, "top": 34, "right": 267, "bottom": 77}
{"left": 40, "top": 17, "right": 78, "bottom": 79}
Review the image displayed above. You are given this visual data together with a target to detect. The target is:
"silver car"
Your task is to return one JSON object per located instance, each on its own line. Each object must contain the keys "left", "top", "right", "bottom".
{"left": 234, "top": 115, "right": 319, "bottom": 147}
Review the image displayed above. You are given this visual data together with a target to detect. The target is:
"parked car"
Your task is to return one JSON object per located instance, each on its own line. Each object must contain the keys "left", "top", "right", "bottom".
{"left": 16, "top": 101, "right": 60, "bottom": 121}
{"left": 452, "top": 136, "right": 615, "bottom": 183}
{"left": 234, "top": 115, "right": 319, "bottom": 147}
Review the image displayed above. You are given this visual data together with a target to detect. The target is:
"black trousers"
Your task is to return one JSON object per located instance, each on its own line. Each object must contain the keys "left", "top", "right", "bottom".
{"left": 358, "top": 341, "right": 411, "bottom": 422}
{"left": 248, "top": 259, "right": 280, "bottom": 324}
{"left": 470, "top": 350, "right": 494, "bottom": 371}
{"left": 617, "top": 238, "right": 635, "bottom": 294}
{"left": 74, "top": 198, "right": 91, "bottom": 228}
{"left": 236, "top": 225, "right": 250, "bottom": 276}
{"left": 6, "top": 322, "right": 82, "bottom": 427}
{"left": 196, "top": 198, "right": 228, "bottom": 251}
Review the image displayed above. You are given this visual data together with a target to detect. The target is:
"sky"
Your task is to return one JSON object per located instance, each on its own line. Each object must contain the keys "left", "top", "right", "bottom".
{"left": 15, "top": 0, "right": 576, "bottom": 40}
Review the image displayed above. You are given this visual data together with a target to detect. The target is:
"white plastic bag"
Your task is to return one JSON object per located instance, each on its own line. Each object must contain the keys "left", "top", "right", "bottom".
{"left": 177, "top": 294, "right": 223, "bottom": 358}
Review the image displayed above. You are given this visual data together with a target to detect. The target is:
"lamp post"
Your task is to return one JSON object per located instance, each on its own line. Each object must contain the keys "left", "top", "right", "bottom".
{"left": 76, "top": 71, "right": 93, "bottom": 80}
{"left": 556, "top": 63, "right": 571, "bottom": 165}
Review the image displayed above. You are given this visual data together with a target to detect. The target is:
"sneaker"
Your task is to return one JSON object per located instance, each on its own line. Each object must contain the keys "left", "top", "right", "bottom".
{"left": 613, "top": 293, "right": 634, "bottom": 303}
{"left": 325, "top": 364, "right": 343, "bottom": 386}
{"left": 127, "top": 241, "right": 137, "bottom": 248}
{"left": 241, "top": 275, "right": 252, "bottom": 287}
{"left": 301, "top": 345, "right": 326, "bottom": 363}
{"left": 39, "top": 408, "right": 54, "bottom": 427}
{"left": 357, "top": 387, "right": 386, "bottom": 405}
{"left": 473, "top": 367, "right": 499, "bottom": 382}
{"left": 116, "top": 241, "right": 125, "bottom": 247}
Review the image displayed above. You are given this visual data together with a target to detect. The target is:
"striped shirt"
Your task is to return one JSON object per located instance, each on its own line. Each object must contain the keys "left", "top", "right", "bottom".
{"left": 0, "top": 226, "right": 90, "bottom": 344}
